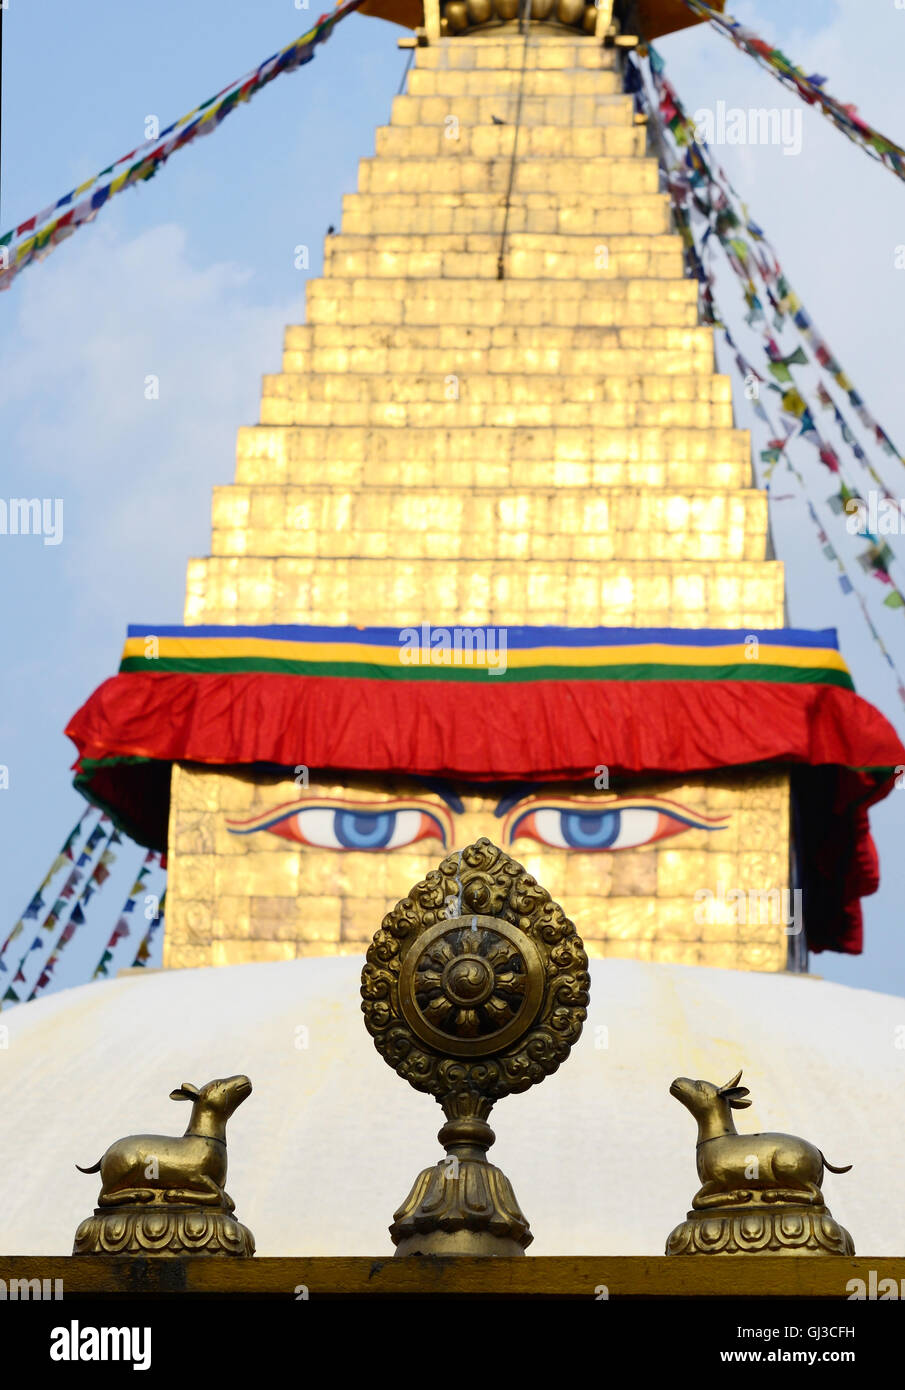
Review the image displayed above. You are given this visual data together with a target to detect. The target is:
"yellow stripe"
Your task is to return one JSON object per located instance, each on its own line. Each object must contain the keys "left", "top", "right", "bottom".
{"left": 121, "top": 636, "right": 850, "bottom": 673}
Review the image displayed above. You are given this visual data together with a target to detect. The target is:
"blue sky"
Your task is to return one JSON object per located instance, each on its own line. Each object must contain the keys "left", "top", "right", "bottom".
{"left": 2, "top": 0, "right": 904, "bottom": 996}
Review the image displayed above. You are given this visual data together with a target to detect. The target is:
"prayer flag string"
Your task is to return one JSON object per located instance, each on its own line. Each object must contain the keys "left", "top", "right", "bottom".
{"left": 0, "top": 807, "right": 97, "bottom": 979}
{"left": 679, "top": 0, "right": 905, "bottom": 185}
{"left": 642, "top": 47, "right": 905, "bottom": 568}
{"left": 637, "top": 49, "right": 905, "bottom": 709}
{"left": 89, "top": 856, "right": 160, "bottom": 982}
{"left": 0, "top": 0, "right": 366, "bottom": 294}
{"left": 129, "top": 888, "right": 166, "bottom": 971}
{"left": 3, "top": 823, "right": 119, "bottom": 1005}
{"left": 644, "top": 41, "right": 905, "bottom": 482}
{"left": 22, "top": 823, "right": 121, "bottom": 1000}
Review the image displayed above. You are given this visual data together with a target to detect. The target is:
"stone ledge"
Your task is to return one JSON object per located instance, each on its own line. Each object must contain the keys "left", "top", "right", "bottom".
{"left": 0, "top": 1255, "right": 900, "bottom": 1298}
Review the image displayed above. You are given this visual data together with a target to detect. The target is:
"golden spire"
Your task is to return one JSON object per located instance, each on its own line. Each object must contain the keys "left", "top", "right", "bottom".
{"left": 164, "top": 21, "right": 790, "bottom": 977}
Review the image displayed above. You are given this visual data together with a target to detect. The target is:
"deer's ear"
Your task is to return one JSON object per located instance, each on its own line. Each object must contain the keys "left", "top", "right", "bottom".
{"left": 718, "top": 1069, "right": 743, "bottom": 1095}
{"left": 170, "top": 1083, "right": 200, "bottom": 1102}
{"left": 725, "top": 1087, "right": 751, "bottom": 1108}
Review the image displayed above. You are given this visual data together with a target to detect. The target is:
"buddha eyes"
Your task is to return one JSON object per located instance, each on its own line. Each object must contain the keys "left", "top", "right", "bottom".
{"left": 226, "top": 799, "right": 450, "bottom": 850}
{"left": 227, "top": 796, "right": 725, "bottom": 853}
{"left": 506, "top": 800, "right": 728, "bottom": 852}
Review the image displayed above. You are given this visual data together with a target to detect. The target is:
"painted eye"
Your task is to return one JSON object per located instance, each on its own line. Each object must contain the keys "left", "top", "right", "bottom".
{"left": 226, "top": 800, "right": 449, "bottom": 851}
{"left": 508, "top": 801, "right": 727, "bottom": 851}
{"left": 272, "top": 808, "right": 433, "bottom": 850}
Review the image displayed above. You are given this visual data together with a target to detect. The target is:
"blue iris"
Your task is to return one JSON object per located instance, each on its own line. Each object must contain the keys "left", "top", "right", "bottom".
{"left": 335, "top": 810, "right": 395, "bottom": 849}
{"left": 561, "top": 810, "right": 621, "bottom": 849}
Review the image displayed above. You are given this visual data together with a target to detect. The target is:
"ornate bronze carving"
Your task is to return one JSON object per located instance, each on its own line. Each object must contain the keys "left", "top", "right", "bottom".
{"left": 73, "top": 1075, "right": 255, "bottom": 1257}
{"left": 362, "top": 838, "right": 589, "bottom": 1256}
{"left": 666, "top": 1207, "right": 854, "bottom": 1257}
{"left": 666, "top": 1070, "right": 854, "bottom": 1256}
{"left": 73, "top": 1207, "right": 254, "bottom": 1257}
{"left": 398, "top": 915, "right": 546, "bottom": 1057}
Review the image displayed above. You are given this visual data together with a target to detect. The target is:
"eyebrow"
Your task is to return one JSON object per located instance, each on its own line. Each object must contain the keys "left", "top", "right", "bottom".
{"left": 411, "top": 778, "right": 539, "bottom": 818}
{"left": 493, "top": 786, "right": 541, "bottom": 818}
{"left": 411, "top": 778, "right": 466, "bottom": 815}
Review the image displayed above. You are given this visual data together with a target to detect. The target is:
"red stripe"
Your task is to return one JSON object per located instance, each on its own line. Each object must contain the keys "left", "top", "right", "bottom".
{"left": 66, "top": 670, "right": 904, "bottom": 781}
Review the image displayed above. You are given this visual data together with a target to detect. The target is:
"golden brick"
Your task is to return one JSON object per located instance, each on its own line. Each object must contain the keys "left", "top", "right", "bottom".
{"left": 737, "top": 851, "right": 785, "bottom": 888}
{"left": 593, "top": 940, "right": 653, "bottom": 961}
{"left": 212, "top": 941, "right": 295, "bottom": 965}
{"left": 656, "top": 942, "right": 710, "bottom": 966}
{"left": 693, "top": 943, "right": 738, "bottom": 970}
{"left": 163, "top": 944, "right": 210, "bottom": 969}
{"left": 653, "top": 898, "right": 700, "bottom": 941}
{"left": 213, "top": 854, "right": 299, "bottom": 898}
{"left": 741, "top": 941, "right": 788, "bottom": 971}
{"left": 179, "top": 901, "right": 213, "bottom": 946}
{"left": 170, "top": 854, "right": 215, "bottom": 900}
{"left": 172, "top": 819, "right": 215, "bottom": 856}
{"left": 298, "top": 898, "right": 344, "bottom": 941}
{"left": 407, "top": 70, "right": 621, "bottom": 98}
{"left": 295, "top": 941, "right": 367, "bottom": 958}
{"left": 217, "top": 773, "right": 265, "bottom": 812}
{"left": 340, "top": 897, "right": 390, "bottom": 941}
{"left": 171, "top": 765, "right": 220, "bottom": 812}
{"left": 390, "top": 92, "right": 633, "bottom": 130}
{"left": 211, "top": 898, "right": 251, "bottom": 940}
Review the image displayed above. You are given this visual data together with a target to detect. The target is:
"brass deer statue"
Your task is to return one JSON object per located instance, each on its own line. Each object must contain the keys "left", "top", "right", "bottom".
{"left": 670, "top": 1069, "right": 851, "bottom": 1209}
{"left": 76, "top": 1074, "right": 252, "bottom": 1210}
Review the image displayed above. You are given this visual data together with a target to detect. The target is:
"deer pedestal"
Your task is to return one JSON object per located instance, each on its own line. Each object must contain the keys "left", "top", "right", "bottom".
{"left": 73, "top": 1200, "right": 255, "bottom": 1258}
{"left": 666, "top": 1203, "right": 854, "bottom": 1257}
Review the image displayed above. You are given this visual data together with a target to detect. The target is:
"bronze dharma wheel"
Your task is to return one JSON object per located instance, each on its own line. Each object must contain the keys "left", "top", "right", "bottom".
{"left": 361, "top": 837, "right": 590, "bottom": 1255}
{"left": 398, "top": 915, "right": 546, "bottom": 1057}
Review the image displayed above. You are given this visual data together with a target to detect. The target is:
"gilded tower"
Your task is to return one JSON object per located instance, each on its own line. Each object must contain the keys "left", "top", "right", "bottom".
{"left": 163, "top": 13, "right": 793, "bottom": 974}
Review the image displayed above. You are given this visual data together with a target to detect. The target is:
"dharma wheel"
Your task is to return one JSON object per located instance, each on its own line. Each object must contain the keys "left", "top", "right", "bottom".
{"left": 361, "top": 837, "right": 590, "bottom": 1255}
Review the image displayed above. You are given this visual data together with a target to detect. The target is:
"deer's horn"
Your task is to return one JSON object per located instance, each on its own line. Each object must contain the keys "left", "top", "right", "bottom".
{"left": 718, "top": 1068, "right": 743, "bottom": 1094}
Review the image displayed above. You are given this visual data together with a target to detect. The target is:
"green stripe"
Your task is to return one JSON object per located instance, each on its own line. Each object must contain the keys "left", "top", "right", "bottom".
{"left": 118, "top": 656, "right": 854, "bottom": 688}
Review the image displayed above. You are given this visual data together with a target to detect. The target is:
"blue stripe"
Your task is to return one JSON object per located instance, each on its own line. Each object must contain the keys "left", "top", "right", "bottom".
{"left": 125, "top": 624, "right": 841, "bottom": 652}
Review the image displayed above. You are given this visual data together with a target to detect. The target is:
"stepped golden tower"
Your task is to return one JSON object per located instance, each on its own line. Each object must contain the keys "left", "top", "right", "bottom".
{"left": 161, "top": 9, "right": 797, "bottom": 975}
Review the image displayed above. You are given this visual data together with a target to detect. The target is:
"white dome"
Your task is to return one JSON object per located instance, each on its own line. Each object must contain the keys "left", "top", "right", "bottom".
{"left": 0, "top": 958, "right": 899, "bottom": 1256}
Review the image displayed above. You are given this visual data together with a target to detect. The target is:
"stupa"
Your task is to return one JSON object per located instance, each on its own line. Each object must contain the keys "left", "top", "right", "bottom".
{"left": 66, "top": 0, "right": 899, "bottom": 982}
{"left": 5, "top": 0, "right": 903, "bottom": 1292}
